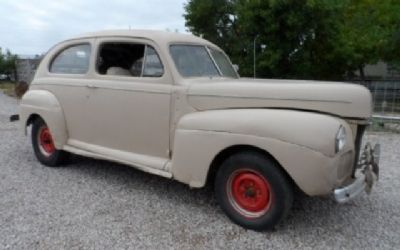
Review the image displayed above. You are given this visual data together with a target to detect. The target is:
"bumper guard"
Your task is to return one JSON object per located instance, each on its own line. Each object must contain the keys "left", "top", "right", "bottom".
{"left": 334, "top": 143, "right": 380, "bottom": 203}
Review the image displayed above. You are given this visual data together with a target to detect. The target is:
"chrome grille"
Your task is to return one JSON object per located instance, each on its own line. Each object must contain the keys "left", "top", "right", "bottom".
{"left": 352, "top": 124, "right": 367, "bottom": 176}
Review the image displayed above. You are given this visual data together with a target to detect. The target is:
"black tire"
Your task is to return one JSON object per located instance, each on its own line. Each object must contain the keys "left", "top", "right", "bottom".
{"left": 31, "top": 118, "right": 69, "bottom": 167}
{"left": 215, "top": 151, "right": 293, "bottom": 231}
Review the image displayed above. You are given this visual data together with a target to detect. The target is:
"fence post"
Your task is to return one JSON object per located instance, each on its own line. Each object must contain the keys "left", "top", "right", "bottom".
{"left": 391, "top": 82, "right": 396, "bottom": 124}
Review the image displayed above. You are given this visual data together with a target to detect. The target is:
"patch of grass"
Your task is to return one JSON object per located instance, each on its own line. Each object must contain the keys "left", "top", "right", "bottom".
{"left": 369, "top": 117, "right": 400, "bottom": 133}
{"left": 0, "top": 81, "right": 16, "bottom": 97}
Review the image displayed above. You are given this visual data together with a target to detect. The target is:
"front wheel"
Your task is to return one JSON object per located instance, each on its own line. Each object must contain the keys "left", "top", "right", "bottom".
{"left": 215, "top": 151, "right": 293, "bottom": 231}
{"left": 31, "top": 118, "right": 68, "bottom": 167}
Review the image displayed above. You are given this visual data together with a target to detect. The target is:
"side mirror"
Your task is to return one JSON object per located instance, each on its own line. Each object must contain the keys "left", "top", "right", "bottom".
{"left": 233, "top": 64, "right": 239, "bottom": 72}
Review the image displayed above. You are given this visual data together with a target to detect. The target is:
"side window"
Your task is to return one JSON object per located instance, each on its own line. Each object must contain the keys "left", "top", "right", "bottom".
{"left": 143, "top": 46, "right": 164, "bottom": 77}
{"left": 97, "top": 42, "right": 163, "bottom": 77}
{"left": 50, "top": 44, "right": 91, "bottom": 74}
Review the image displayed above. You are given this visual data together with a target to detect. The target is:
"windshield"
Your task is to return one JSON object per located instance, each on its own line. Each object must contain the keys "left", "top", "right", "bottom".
{"left": 209, "top": 48, "right": 238, "bottom": 78}
{"left": 170, "top": 44, "right": 238, "bottom": 78}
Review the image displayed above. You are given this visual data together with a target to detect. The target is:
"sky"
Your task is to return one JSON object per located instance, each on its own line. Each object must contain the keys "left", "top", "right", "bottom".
{"left": 0, "top": 0, "right": 188, "bottom": 55}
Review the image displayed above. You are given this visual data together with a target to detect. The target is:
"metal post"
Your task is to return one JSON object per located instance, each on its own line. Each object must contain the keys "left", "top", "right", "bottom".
{"left": 394, "top": 81, "right": 400, "bottom": 115}
{"left": 253, "top": 35, "right": 258, "bottom": 78}
{"left": 383, "top": 81, "right": 387, "bottom": 115}
{"left": 391, "top": 81, "right": 395, "bottom": 124}
{"left": 373, "top": 81, "right": 378, "bottom": 113}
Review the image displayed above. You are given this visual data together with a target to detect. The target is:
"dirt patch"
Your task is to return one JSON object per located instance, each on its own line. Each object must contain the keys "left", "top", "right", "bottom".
{"left": 0, "top": 82, "right": 16, "bottom": 97}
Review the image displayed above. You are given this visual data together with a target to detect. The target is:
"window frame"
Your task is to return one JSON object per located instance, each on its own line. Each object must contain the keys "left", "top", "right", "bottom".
{"left": 95, "top": 41, "right": 165, "bottom": 79}
{"left": 48, "top": 43, "right": 92, "bottom": 75}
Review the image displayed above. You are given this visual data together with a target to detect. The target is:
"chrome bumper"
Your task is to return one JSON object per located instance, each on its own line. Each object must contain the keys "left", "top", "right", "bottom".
{"left": 334, "top": 143, "right": 380, "bottom": 203}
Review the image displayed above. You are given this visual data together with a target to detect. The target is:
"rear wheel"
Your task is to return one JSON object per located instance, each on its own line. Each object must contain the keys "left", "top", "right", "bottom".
{"left": 215, "top": 151, "right": 293, "bottom": 230}
{"left": 31, "top": 118, "right": 68, "bottom": 166}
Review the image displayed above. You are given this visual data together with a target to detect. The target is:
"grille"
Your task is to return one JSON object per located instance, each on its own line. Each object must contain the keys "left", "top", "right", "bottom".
{"left": 352, "top": 124, "right": 367, "bottom": 176}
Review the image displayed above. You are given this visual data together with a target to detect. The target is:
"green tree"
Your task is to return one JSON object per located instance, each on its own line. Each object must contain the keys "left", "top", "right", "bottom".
{"left": 0, "top": 47, "right": 18, "bottom": 80}
{"left": 184, "top": 0, "right": 243, "bottom": 65}
{"left": 235, "top": 0, "right": 347, "bottom": 79}
{"left": 0, "top": 47, "right": 4, "bottom": 73}
{"left": 184, "top": 0, "right": 400, "bottom": 80}
{"left": 337, "top": 0, "right": 400, "bottom": 79}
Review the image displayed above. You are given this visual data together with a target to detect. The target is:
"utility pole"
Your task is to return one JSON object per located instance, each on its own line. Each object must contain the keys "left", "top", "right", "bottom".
{"left": 253, "top": 35, "right": 259, "bottom": 78}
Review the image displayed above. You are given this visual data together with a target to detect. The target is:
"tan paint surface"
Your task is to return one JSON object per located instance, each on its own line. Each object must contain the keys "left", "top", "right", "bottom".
{"left": 19, "top": 30, "right": 372, "bottom": 196}
{"left": 187, "top": 79, "right": 372, "bottom": 119}
{"left": 172, "top": 109, "right": 355, "bottom": 195}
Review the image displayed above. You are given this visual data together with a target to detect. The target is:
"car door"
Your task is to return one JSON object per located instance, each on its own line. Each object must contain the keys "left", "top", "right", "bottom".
{"left": 82, "top": 38, "right": 173, "bottom": 169}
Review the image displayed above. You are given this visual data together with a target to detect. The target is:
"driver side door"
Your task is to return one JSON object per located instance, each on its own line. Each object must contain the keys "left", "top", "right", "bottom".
{"left": 79, "top": 38, "right": 173, "bottom": 170}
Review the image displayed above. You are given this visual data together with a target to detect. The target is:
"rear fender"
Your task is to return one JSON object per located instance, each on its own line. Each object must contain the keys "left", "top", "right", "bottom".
{"left": 19, "top": 90, "right": 68, "bottom": 149}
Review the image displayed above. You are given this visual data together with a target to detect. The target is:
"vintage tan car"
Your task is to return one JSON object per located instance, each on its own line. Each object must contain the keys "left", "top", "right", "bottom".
{"left": 16, "top": 30, "right": 380, "bottom": 230}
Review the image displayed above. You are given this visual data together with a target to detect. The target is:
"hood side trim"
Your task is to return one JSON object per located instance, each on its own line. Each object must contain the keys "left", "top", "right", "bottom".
{"left": 187, "top": 94, "right": 352, "bottom": 104}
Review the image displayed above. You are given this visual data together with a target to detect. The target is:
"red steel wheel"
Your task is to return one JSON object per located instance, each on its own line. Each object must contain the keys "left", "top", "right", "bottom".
{"left": 215, "top": 151, "right": 293, "bottom": 230}
{"left": 227, "top": 169, "right": 272, "bottom": 218}
{"left": 31, "top": 117, "right": 69, "bottom": 167}
{"left": 38, "top": 126, "right": 56, "bottom": 156}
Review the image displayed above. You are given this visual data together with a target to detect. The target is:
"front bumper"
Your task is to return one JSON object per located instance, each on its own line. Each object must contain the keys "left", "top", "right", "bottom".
{"left": 334, "top": 143, "right": 380, "bottom": 203}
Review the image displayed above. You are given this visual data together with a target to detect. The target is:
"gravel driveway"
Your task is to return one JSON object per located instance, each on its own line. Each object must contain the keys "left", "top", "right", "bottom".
{"left": 0, "top": 91, "right": 399, "bottom": 250}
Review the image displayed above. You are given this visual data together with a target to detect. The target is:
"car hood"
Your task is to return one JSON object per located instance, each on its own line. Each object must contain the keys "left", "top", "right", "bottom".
{"left": 186, "top": 78, "right": 372, "bottom": 119}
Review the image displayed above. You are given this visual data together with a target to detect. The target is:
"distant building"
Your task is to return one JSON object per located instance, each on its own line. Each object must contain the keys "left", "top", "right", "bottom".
{"left": 15, "top": 55, "right": 42, "bottom": 83}
{"left": 355, "top": 61, "right": 400, "bottom": 80}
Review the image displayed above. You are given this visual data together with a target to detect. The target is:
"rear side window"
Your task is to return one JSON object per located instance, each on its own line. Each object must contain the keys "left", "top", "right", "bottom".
{"left": 50, "top": 44, "right": 91, "bottom": 74}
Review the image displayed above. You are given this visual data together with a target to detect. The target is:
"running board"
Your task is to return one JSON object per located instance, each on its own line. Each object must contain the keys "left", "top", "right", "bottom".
{"left": 63, "top": 144, "right": 173, "bottom": 179}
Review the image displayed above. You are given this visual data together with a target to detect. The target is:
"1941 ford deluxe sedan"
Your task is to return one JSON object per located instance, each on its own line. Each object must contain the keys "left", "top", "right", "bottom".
{"left": 17, "top": 30, "right": 380, "bottom": 230}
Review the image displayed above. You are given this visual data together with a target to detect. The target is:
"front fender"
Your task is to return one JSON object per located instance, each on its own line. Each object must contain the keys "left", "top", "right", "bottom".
{"left": 171, "top": 109, "right": 355, "bottom": 196}
{"left": 19, "top": 90, "right": 68, "bottom": 149}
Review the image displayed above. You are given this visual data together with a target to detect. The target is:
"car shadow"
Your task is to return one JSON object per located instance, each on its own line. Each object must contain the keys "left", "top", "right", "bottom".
{"left": 65, "top": 153, "right": 217, "bottom": 206}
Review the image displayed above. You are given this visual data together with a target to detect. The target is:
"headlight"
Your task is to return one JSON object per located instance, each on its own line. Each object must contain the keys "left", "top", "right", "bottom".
{"left": 335, "top": 126, "right": 347, "bottom": 153}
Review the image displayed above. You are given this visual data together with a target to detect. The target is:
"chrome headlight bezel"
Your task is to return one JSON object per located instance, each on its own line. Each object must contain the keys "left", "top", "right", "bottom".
{"left": 335, "top": 125, "right": 347, "bottom": 153}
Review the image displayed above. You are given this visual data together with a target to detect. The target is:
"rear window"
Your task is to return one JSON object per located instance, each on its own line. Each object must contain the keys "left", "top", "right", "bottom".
{"left": 50, "top": 44, "right": 91, "bottom": 74}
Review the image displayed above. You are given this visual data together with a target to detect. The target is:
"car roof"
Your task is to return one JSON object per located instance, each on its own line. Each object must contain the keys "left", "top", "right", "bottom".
{"left": 69, "top": 29, "right": 214, "bottom": 46}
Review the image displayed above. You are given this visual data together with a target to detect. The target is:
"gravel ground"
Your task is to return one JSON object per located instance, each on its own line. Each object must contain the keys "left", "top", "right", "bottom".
{"left": 0, "top": 91, "right": 399, "bottom": 250}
